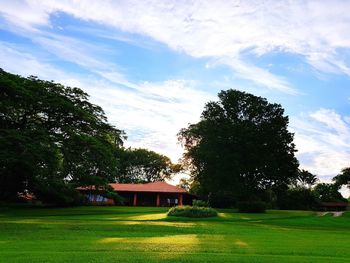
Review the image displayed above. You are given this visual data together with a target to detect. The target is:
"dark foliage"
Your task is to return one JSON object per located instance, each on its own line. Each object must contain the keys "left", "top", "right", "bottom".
{"left": 0, "top": 69, "right": 124, "bottom": 205}
{"left": 103, "top": 188, "right": 125, "bottom": 205}
{"left": 192, "top": 199, "right": 208, "bottom": 207}
{"left": 116, "top": 148, "right": 181, "bottom": 183}
{"left": 297, "top": 169, "right": 318, "bottom": 188}
{"left": 178, "top": 89, "right": 299, "bottom": 207}
{"left": 208, "top": 191, "right": 237, "bottom": 208}
{"left": 333, "top": 167, "right": 350, "bottom": 189}
{"left": 276, "top": 187, "right": 318, "bottom": 210}
{"left": 313, "top": 183, "right": 347, "bottom": 203}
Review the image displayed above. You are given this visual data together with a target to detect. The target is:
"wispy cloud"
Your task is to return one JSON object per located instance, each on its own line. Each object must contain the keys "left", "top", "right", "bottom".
{"left": 291, "top": 109, "right": 350, "bottom": 179}
{"left": 5, "top": 0, "right": 350, "bottom": 93}
{"left": 212, "top": 58, "right": 299, "bottom": 95}
{"left": 0, "top": 43, "right": 213, "bottom": 161}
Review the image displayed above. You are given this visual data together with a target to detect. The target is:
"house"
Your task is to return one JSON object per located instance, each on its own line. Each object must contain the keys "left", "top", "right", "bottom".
{"left": 78, "top": 181, "right": 195, "bottom": 206}
{"left": 319, "top": 202, "right": 349, "bottom": 211}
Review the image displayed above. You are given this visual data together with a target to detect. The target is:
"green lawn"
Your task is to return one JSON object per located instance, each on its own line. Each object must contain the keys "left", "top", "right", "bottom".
{"left": 0, "top": 206, "right": 349, "bottom": 262}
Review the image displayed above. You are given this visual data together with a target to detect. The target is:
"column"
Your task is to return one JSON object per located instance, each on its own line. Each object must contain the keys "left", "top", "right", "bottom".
{"left": 179, "top": 194, "right": 183, "bottom": 206}
{"left": 133, "top": 193, "right": 137, "bottom": 206}
{"left": 156, "top": 193, "right": 160, "bottom": 207}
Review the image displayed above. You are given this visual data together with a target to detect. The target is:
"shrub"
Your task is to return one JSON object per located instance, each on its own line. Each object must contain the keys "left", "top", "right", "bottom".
{"left": 167, "top": 205, "right": 218, "bottom": 218}
{"left": 237, "top": 201, "right": 266, "bottom": 213}
{"left": 192, "top": 199, "right": 208, "bottom": 207}
{"left": 34, "top": 181, "right": 84, "bottom": 206}
{"left": 103, "top": 190, "right": 125, "bottom": 205}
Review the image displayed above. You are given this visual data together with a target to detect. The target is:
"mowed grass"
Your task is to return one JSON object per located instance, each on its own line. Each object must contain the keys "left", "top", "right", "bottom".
{"left": 0, "top": 206, "right": 349, "bottom": 262}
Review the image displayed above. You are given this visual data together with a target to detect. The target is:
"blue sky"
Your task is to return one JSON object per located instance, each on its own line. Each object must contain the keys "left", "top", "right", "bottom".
{"left": 1, "top": 1, "right": 350, "bottom": 195}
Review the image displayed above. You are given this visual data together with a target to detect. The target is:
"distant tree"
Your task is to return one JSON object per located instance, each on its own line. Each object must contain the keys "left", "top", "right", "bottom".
{"left": 177, "top": 178, "right": 191, "bottom": 191}
{"left": 297, "top": 169, "right": 318, "bottom": 188}
{"left": 313, "top": 183, "right": 346, "bottom": 203}
{"left": 0, "top": 69, "right": 124, "bottom": 204}
{"left": 117, "top": 148, "right": 181, "bottom": 183}
{"left": 277, "top": 186, "right": 318, "bottom": 210}
{"left": 178, "top": 89, "right": 299, "bottom": 206}
{"left": 333, "top": 167, "right": 350, "bottom": 189}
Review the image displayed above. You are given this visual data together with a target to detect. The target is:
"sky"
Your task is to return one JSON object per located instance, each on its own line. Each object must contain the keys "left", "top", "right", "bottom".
{"left": 1, "top": 0, "right": 350, "bottom": 196}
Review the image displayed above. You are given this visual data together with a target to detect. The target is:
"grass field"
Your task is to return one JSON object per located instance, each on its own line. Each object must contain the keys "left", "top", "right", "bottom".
{"left": 0, "top": 206, "right": 349, "bottom": 262}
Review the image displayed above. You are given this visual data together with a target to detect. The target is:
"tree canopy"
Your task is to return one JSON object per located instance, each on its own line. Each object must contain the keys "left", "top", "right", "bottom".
{"left": 178, "top": 89, "right": 299, "bottom": 206}
{"left": 0, "top": 69, "right": 124, "bottom": 204}
{"left": 296, "top": 169, "right": 318, "bottom": 188}
{"left": 116, "top": 148, "right": 181, "bottom": 183}
{"left": 333, "top": 167, "right": 350, "bottom": 189}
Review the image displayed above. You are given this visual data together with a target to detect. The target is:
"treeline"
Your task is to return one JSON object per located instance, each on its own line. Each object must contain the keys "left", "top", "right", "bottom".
{"left": 0, "top": 69, "right": 179, "bottom": 205}
{"left": 1, "top": 69, "right": 349, "bottom": 209}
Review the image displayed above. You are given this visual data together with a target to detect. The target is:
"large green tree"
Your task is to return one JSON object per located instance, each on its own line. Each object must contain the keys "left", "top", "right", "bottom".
{"left": 0, "top": 69, "right": 124, "bottom": 204}
{"left": 178, "top": 89, "right": 299, "bottom": 206}
{"left": 333, "top": 167, "right": 350, "bottom": 189}
{"left": 116, "top": 148, "right": 181, "bottom": 183}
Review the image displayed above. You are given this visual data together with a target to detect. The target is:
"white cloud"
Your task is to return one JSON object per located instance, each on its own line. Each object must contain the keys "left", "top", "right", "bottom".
{"left": 0, "top": 42, "right": 65, "bottom": 79}
{"left": 291, "top": 109, "right": 350, "bottom": 178}
{"left": 82, "top": 79, "right": 213, "bottom": 161}
{"left": 0, "top": 0, "right": 51, "bottom": 30}
{"left": 4, "top": 0, "right": 350, "bottom": 93}
{"left": 0, "top": 44, "right": 213, "bottom": 162}
{"left": 213, "top": 58, "right": 299, "bottom": 95}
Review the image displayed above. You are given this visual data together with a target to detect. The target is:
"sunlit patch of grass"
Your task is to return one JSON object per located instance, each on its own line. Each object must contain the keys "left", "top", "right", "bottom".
{"left": 98, "top": 237, "right": 123, "bottom": 244}
{"left": 96, "top": 234, "right": 200, "bottom": 260}
{"left": 140, "top": 234, "right": 199, "bottom": 245}
{"left": 143, "top": 221, "right": 196, "bottom": 228}
{"left": 98, "top": 234, "right": 199, "bottom": 245}
{"left": 218, "top": 212, "right": 228, "bottom": 218}
{"left": 234, "top": 239, "right": 249, "bottom": 248}
{"left": 126, "top": 213, "right": 167, "bottom": 221}
{"left": 116, "top": 221, "right": 142, "bottom": 225}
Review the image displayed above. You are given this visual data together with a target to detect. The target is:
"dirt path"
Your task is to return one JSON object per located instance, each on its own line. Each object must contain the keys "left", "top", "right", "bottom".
{"left": 317, "top": 211, "right": 344, "bottom": 217}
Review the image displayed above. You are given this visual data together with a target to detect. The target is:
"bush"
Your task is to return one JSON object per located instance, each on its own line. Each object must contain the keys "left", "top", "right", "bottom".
{"left": 167, "top": 205, "right": 218, "bottom": 218}
{"left": 192, "top": 199, "right": 208, "bottom": 207}
{"left": 34, "top": 182, "right": 83, "bottom": 206}
{"left": 103, "top": 190, "right": 125, "bottom": 205}
{"left": 237, "top": 201, "right": 266, "bottom": 213}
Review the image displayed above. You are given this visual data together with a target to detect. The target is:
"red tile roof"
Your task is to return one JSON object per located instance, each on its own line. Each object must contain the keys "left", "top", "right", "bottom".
{"left": 77, "top": 181, "right": 188, "bottom": 194}
{"left": 110, "top": 181, "right": 187, "bottom": 193}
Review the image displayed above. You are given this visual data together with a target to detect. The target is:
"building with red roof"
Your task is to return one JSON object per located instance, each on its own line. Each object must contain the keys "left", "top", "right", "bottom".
{"left": 78, "top": 181, "right": 195, "bottom": 206}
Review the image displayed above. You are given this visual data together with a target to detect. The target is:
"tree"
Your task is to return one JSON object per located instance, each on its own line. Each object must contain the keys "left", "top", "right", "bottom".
{"left": 333, "top": 167, "right": 350, "bottom": 189}
{"left": 177, "top": 178, "right": 191, "bottom": 191}
{"left": 178, "top": 89, "right": 299, "bottom": 206}
{"left": 297, "top": 169, "right": 318, "bottom": 188}
{"left": 116, "top": 148, "right": 181, "bottom": 183}
{"left": 277, "top": 186, "right": 318, "bottom": 210}
{"left": 0, "top": 69, "right": 124, "bottom": 204}
{"left": 313, "top": 183, "right": 346, "bottom": 203}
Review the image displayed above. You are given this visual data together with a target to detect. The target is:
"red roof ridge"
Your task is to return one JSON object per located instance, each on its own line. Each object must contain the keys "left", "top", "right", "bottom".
{"left": 109, "top": 181, "right": 187, "bottom": 193}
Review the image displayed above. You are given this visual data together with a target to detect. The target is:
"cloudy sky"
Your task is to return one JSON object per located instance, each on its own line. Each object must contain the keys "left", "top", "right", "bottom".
{"left": 1, "top": 1, "right": 350, "bottom": 195}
